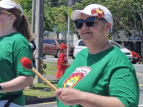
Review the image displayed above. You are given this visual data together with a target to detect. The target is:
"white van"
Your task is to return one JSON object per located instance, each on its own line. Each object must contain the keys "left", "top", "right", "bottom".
{"left": 73, "top": 39, "right": 133, "bottom": 61}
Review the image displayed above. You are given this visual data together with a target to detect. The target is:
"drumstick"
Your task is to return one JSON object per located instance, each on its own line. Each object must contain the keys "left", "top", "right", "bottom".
{"left": 20, "top": 57, "right": 57, "bottom": 91}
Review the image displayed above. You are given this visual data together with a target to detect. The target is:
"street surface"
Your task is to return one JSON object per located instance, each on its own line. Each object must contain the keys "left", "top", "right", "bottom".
{"left": 25, "top": 55, "right": 143, "bottom": 107}
{"left": 25, "top": 102, "right": 57, "bottom": 107}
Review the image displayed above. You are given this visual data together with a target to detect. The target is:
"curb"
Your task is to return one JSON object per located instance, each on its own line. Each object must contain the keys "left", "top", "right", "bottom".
{"left": 25, "top": 96, "right": 56, "bottom": 105}
{"left": 25, "top": 74, "right": 57, "bottom": 105}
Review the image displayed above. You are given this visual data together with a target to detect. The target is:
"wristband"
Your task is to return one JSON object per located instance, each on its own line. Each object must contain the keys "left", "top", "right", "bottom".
{"left": 0, "top": 85, "right": 2, "bottom": 93}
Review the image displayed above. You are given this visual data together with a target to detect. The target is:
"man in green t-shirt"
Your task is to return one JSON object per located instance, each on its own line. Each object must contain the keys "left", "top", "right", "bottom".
{"left": 54, "top": 4, "right": 139, "bottom": 107}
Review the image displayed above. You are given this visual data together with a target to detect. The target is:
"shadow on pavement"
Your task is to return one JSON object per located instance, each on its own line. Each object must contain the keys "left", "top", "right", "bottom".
{"left": 25, "top": 95, "right": 56, "bottom": 105}
{"left": 25, "top": 86, "right": 56, "bottom": 105}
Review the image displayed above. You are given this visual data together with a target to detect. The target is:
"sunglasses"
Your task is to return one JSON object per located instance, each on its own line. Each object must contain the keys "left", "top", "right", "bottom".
{"left": 0, "top": 9, "right": 16, "bottom": 19}
{"left": 74, "top": 16, "right": 107, "bottom": 29}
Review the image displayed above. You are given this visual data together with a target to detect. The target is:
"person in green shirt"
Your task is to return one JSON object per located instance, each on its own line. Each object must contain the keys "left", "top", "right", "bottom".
{"left": 0, "top": 0, "right": 35, "bottom": 106}
{"left": 54, "top": 4, "right": 139, "bottom": 107}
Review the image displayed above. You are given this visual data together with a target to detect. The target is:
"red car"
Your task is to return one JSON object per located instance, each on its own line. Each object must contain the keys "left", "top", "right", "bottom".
{"left": 43, "top": 39, "right": 74, "bottom": 58}
{"left": 130, "top": 51, "right": 140, "bottom": 64}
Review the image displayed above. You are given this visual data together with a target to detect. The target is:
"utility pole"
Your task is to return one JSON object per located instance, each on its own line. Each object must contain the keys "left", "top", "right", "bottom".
{"left": 31, "top": 0, "right": 36, "bottom": 33}
{"left": 31, "top": 0, "right": 37, "bottom": 83}
{"left": 34, "top": 0, "right": 44, "bottom": 83}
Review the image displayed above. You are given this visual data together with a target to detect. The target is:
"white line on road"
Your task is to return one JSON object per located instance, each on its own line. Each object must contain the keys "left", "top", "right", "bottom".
{"left": 134, "top": 64, "right": 143, "bottom": 66}
{"left": 139, "top": 104, "right": 143, "bottom": 107}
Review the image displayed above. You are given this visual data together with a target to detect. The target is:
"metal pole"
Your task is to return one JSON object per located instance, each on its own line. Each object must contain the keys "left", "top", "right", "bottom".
{"left": 35, "top": 0, "right": 44, "bottom": 83}
{"left": 67, "top": 0, "right": 72, "bottom": 63}
{"left": 141, "top": 5, "right": 143, "bottom": 36}
{"left": 67, "top": 16, "right": 70, "bottom": 62}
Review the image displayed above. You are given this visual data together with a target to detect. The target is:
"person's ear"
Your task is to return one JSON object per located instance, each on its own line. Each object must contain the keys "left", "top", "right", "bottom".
{"left": 106, "top": 22, "right": 111, "bottom": 30}
{"left": 8, "top": 15, "right": 15, "bottom": 21}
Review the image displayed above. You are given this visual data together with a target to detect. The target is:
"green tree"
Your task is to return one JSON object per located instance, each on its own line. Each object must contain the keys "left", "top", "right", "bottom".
{"left": 44, "top": 3, "right": 55, "bottom": 32}
{"left": 58, "top": 0, "right": 68, "bottom": 6}
{"left": 44, "top": 0, "right": 58, "bottom": 7}
{"left": 48, "top": 6, "right": 69, "bottom": 38}
{"left": 19, "top": 0, "right": 32, "bottom": 22}
{"left": 72, "top": 0, "right": 143, "bottom": 41}
{"left": 44, "top": 0, "right": 87, "bottom": 38}
{"left": 103, "top": 0, "right": 143, "bottom": 40}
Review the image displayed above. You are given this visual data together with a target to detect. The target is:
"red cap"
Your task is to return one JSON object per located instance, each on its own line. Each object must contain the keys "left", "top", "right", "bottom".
{"left": 60, "top": 43, "right": 67, "bottom": 50}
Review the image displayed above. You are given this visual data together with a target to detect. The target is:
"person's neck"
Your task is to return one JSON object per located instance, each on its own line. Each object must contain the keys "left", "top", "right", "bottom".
{"left": 87, "top": 41, "right": 112, "bottom": 55}
{"left": 0, "top": 29, "right": 16, "bottom": 37}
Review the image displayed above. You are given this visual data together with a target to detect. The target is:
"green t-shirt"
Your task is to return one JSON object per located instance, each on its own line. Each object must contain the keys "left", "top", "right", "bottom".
{"left": 57, "top": 46, "right": 139, "bottom": 107}
{"left": 0, "top": 32, "right": 35, "bottom": 106}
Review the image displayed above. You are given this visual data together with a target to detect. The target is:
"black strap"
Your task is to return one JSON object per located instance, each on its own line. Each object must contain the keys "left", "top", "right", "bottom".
{"left": 1, "top": 93, "right": 22, "bottom": 107}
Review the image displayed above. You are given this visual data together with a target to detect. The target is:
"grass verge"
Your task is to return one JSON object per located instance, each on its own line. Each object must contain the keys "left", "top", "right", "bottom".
{"left": 44, "top": 62, "right": 57, "bottom": 75}
{"left": 24, "top": 62, "right": 57, "bottom": 99}
{"left": 138, "top": 58, "right": 143, "bottom": 64}
{"left": 24, "top": 82, "right": 57, "bottom": 99}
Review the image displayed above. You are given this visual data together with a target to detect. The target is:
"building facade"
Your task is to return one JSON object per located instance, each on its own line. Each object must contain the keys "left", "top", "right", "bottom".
{"left": 112, "top": 30, "right": 143, "bottom": 58}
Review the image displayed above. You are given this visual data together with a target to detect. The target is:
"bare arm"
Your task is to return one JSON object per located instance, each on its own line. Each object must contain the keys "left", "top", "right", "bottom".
{"left": 80, "top": 91, "right": 125, "bottom": 107}
{"left": 60, "top": 63, "right": 70, "bottom": 67}
{"left": 55, "top": 88, "right": 125, "bottom": 107}
{"left": 33, "top": 49, "right": 37, "bottom": 59}
{"left": 33, "top": 49, "right": 37, "bottom": 56}
{"left": 0, "top": 76, "right": 34, "bottom": 92}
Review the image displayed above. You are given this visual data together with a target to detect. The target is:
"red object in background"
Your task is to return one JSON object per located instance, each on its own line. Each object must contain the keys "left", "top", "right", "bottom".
{"left": 130, "top": 51, "right": 140, "bottom": 64}
{"left": 60, "top": 43, "right": 67, "bottom": 50}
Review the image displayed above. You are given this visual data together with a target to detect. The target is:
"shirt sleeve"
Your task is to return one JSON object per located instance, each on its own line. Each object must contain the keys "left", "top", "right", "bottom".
{"left": 13, "top": 47, "right": 35, "bottom": 77}
{"left": 109, "top": 67, "right": 139, "bottom": 107}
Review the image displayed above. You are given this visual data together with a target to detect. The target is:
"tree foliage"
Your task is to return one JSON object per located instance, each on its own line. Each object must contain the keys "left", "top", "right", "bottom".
{"left": 103, "top": 0, "right": 143, "bottom": 40}
{"left": 19, "top": 0, "right": 32, "bottom": 22}
{"left": 73, "top": 0, "right": 143, "bottom": 40}
{"left": 20, "top": 0, "right": 143, "bottom": 41}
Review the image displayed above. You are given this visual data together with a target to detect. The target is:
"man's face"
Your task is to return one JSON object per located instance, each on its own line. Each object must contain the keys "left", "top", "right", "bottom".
{"left": 78, "top": 14, "right": 109, "bottom": 43}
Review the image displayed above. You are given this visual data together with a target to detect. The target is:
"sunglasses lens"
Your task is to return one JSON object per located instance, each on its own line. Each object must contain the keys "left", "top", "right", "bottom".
{"left": 85, "top": 17, "right": 95, "bottom": 27}
{"left": 75, "top": 17, "right": 96, "bottom": 29}
{"left": 75, "top": 19, "right": 84, "bottom": 29}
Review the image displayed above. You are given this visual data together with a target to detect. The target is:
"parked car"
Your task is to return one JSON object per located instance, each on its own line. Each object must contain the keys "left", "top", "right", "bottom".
{"left": 43, "top": 39, "right": 74, "bottom": 58}
{"left": 73, "top": 39, "right": 133, "bottom": 61}
{"left": 109, "top": 40, "right": 133, "bottom": 61}
{"left": 130, "top": 51, "right": 140, "bottom": 64}
{"left": 73, "top": 39, "right": 87, "bottom": 59}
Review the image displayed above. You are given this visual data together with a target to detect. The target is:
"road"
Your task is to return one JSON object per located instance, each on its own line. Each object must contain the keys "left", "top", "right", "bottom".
{"left": 25, "top": 102, "right": 57, "bottom": 107}
{"left": 135, "top": 64, "right": 143, "bottom": 107}
{"left": 43, "top": 55, "right": 74, "bottom": 64}
{"left": 26, "top": 55, "right": 143, "bottom": 107}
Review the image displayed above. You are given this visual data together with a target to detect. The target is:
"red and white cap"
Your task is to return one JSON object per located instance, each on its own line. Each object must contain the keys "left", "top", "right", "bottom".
{"left": 71, "top": 4, "right": 113, "bottom": 28}
{"left": 0, "top": 0, "right": 23, "bottom": 16}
